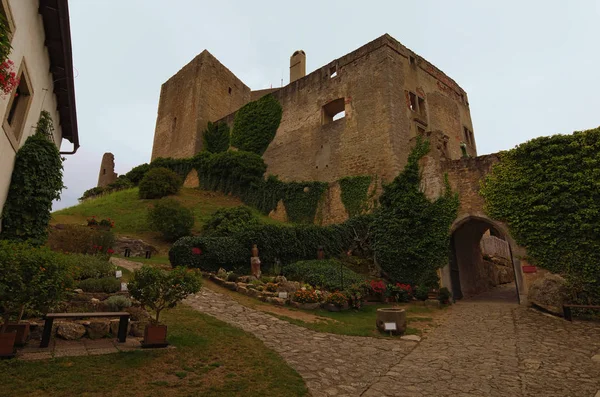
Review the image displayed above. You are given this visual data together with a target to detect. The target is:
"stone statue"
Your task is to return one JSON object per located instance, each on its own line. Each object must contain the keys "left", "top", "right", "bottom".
{"left": 317, "top": 246, "right": 324, "bottom": 260}
{"left": 251, "top": 244, "right": 261, "bottom": 278}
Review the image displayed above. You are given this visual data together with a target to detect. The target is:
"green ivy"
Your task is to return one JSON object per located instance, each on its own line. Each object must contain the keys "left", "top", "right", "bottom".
{"left": 339, "top": 176, "right": 372, "bottom": 217}
{"left": 231, "top": 94, "right": 282, "bottom": 155}
{"left": 1, "top": 113, "right": 64, "bottom": 245}
{"left": 480, "top": 128, "right": 600, "bottom": 297}
{"left": 202, "top": 122, "right": 230, "bottom": 153}
{"left": 372, "top": 137, "right": 459, "bottom": 286}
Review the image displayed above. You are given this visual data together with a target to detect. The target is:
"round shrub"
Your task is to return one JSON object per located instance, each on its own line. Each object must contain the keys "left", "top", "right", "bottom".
{"left": 202, "top": 206, "right": 259, "bottom": 237}
{"left": 138, "top": 167, "right": 182, "bottom": 199}
{"left": 415, "top": 285, "right": 429, "bottom": 301}
{"left": 148, "top": 198, "right": 194, "bottom": 241}
{"left": 105, "top": 295, "right": 132, "bottom": 311}
{"left": 124, "top": 163, "right": 151, "bottom": 185}
{"left": 61, "top": 254, "right": 115, "bottom": 281}
{"left": 77, "top": 277, "right": 121, "bottom": 293}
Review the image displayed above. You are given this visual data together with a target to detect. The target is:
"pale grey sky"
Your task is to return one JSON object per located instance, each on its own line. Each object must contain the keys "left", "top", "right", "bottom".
{"left": 55, "top": 0, "right": 600, "bottom": 210}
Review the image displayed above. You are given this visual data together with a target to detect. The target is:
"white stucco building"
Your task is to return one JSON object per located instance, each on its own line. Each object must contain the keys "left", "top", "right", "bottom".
{"left": 0, "top": 0, "right": 78, "bottom": 226}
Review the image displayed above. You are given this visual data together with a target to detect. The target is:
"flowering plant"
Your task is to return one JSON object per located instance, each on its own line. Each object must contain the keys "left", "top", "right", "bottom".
{"left": 325, "top": 291, "right": 348, "bottom": 307}
{"left": 0, "top": 60, "right": 19, "bottom": 97}
{"left": 98, "top": 218, "right": 115, "bottom": 228}
{"left": 369, "top": 280, "right": 386, "bottom": 295}
{"left": 345, "top": 283, "right": 367, "bottom": 310}
{"left": 87, "top": 216, "right": 99, "bottom": 226}
{"left": 265, "top": 282, "right": 278, "bottom": 292}
{"left": 396, "top": 283, "right": 412, "bottom": 296}
{"left": 293, "top": 289, "right": 320, "bottom": 303}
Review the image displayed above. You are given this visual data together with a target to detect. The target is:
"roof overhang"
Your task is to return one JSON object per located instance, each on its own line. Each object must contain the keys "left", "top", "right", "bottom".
{"left": 39, "top": 0, "right": 78, "bottom": 152}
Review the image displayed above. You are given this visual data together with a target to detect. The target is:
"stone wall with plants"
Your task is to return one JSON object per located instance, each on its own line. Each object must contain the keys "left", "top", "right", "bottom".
{"left": 481, "top": 127, "right": 600, "bottom": 304}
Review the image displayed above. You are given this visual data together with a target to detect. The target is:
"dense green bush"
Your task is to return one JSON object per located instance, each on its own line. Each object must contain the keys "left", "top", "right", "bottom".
{"left": 124, "top": 163, "right": 151, "bottom": 185}
{"left": 107, "top": 175, "right": 134, "bottom": 190}
{"left": 79, "top": 186, "right": 106, "bottom": 201}
{"left": 196, "top": 150, "right": 267, "bottom": 196}
{"left": 147, "top": 198, "right": 194, "bottom": 241}
{"left": 285, "top": 259, "right": 364, "bottom": 291}
{"left": 61, "top": 253, "right": 115, "bottom": 280}
{"left": 77, "top": 277, "right": 121, "bottom": 293}
{"left": 0, "top": 241, "right": 72, "bottom": 327}
{"left": 138, "top": 167, "right": 182, "bottom": 199}
{"left": 202, "top": 206, "right": 259, "bottom": 237}
{"left": 372, "top": 138, "right": 459, "bottom": 285}
{"left": 105, "top": 295, "right": 132, "bottom": 311}
{"left": 170, "top": 215, "right": 374, "bottom": 271}
{"left": 203, "top": 122, "right": 230, "bottom": 153}
{"left": 150, "top": 157, "right": 194, "bottom": 181}
{"left": 481, "top": 128, "right": 600, "bottom": 288}
{"left": 231, "top": 94, "right": 282, "bottom": 155}
{"left": 47, "top": 225, "right": 115, "bottom": 256}
{"left": 1, "top": 113, "right": 64, "bottom": 245}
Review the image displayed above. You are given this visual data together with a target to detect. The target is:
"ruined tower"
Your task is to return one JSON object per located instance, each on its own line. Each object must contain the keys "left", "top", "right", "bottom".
{"left": 97, "top": 152, "right": 118, "bottom": 187}
{"left": 289, "top": 50, "right": 306, "bottom": 83}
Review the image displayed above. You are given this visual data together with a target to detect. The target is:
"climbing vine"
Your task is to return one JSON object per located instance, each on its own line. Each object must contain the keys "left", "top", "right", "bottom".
{"left": 1, "top": 112, "right": 64, "bottom": 245}
{"left": 372, "top": 137, "right": 459, "bottom": 286}
{"left": 230, "top": 94, "right": 282, "bottom": 155}
{"left": 202, "top": 121, "right": 230, "bottom": 153}
{"left": 480, "top": 128, "right": 600, "bottom": 294}
{"left": 339, "top": 175, "right": 372, "bottom": 217}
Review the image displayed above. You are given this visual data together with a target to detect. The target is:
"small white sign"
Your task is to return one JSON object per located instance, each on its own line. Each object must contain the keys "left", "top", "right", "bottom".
{"left": 278, "top": 292, "right": 288, "bottom": 299}
{"left": 115, "top": 270, "right": 123, "bottom": 279}
{"left": 120, "top": 282, "right": 128, "bottom": 292}
{"left": 384, "top": 322, "right": 397, "bottom": 331}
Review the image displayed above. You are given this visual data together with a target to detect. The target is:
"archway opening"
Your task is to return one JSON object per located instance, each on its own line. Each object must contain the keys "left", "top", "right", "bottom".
{"left": 449, "top": 217, "right": 518, "bottom": 302}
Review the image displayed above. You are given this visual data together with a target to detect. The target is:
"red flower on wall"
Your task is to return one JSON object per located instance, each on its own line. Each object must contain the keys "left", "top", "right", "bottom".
{"left": 0, "top": 60, "right": 19, "bottom": 97}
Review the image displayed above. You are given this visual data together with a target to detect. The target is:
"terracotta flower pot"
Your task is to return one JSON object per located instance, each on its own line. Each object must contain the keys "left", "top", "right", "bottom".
{"left": 0, "top": 331, "right": 17, "bottom": 357}
{"left": 143, "top": 324, "right": 168, "bottom": 348}
{"left": 5, "top": 322, "right": 30, "bottom": 346}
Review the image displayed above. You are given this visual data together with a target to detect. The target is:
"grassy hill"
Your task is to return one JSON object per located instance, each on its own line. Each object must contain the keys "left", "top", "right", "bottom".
{"left": 52, "top": 187, "right": 278, "bottom": 253}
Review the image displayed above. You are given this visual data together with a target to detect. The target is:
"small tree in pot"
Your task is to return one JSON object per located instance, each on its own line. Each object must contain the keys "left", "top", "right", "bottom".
{"left": 128, "top": 265, "right": 202, "bottom": 347}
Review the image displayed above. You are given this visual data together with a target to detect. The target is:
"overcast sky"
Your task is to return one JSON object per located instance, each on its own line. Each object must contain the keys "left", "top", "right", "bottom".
{"left": 55, "top": 0, "right": 600, "bottom": 210}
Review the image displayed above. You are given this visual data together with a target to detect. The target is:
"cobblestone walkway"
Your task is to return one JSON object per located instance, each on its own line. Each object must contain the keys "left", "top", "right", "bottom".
{"left": 185, "top": 289, "right": 600, "bottom": 397}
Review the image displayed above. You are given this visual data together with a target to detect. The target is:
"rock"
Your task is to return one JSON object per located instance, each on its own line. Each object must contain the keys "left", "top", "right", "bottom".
{"left": 277, "top": 281, "right": 300, "bottom": 293}
{"left": 275, "top": 276, "right": 287, "bottom": 283}
{"left": 91, "top": 298, "right": 100, "bottom": 304}
{"left": 87, "top": 320, "right": 110, "bottom": 339}
{"left": 591, "top": 355, "right": 600, "bottom": 363}
{"left": 271, "top": 298, "right": 286, "bottom": 306}
{"left": 496, "top": 264, "right": 515, "bottom": 284}
{"left": 109, "top": 319, "right": 131, "bottom": 336}
{"left": 56, "top": 323, "right": 86, "bottom": 340}
{"left": 223, "top": 281, "right": 238, "bottom": 291}
{"left": 73, "top": 289, "right": 84, "bottom": 294}
{"left": 126, "top": 306, "right": 151, "bottom": 322}
{"left": 290, "top": 301, "right": 320, "bottom": 310}
{"left": 237, "top": 286, "right": 248, "bottom": 295}
{"left": 528, "top": 273, "right": 568, "bottom": 315}
{"left": 400, "top": 335, "right": 421, "bottom": 342}
{"left": 246, "top": 288, "right": 261, "bottom": 298}
{"left": 237, "top": 276, "right": 252, "bottom": 283}
{"left": 129, "top": 321, "right": 148, "bottom": 337}
{"left": 113, "top": 236, "right": 158, "bottom": 258}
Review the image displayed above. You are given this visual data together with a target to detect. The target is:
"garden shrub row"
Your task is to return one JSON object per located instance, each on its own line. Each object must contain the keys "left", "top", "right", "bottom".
{"left": 284, "top": 259, "right": 365, "bottom": 291}
{"left": 169, "top": 215, "right": 373, "bottom": 272}
{"left": 77, "top": 277, "right": 121, "bottom": 293}
{"left": 47, "top": 225, "right": 115, "bottom": 257}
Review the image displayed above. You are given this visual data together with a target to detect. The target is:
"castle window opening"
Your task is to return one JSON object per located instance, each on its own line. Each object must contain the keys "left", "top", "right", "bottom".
{"left": 408, "top": 92, "right": 417, "bottom": 111}
{"left": 329, "top": 66, "right": 337, "bottom": 78}
{"left": 410, "top": 56, "right": 416, "bottom": 65}
{"left": 172, "top": 117, "right": 177, "bottom": 131}
{"left": 228, "top": 87, "right": 232, "bottom": 94}
{"left": 416, "top": 124, "right": 426, "bottom": 136}
{"left": 322, "top": 98, "right": 346, "bottom": 125}
{"left": 103, "top": 169, "right": 106, "bottom": 175}
{"left": 463, "top": 127, "right": 473, "bottom": 145}
{"left": 418, "top": 96, "right": 426, "bottom": 118}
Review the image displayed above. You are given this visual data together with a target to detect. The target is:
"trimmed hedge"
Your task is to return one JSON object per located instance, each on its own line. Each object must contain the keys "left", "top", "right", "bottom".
{"left": 77, "top": 277, "right": 121, "bottom": 293}
{"left": 284, "top": 259, "right": 364, "bottom": 291}
{"left": 202, "top": 206, "right": 259, "bottom": 237}
{"left": 148, "top": 198, "right": 194, "bottom": 241}
{"left": 169, "top": 215, "right": 373, "bottom": 272}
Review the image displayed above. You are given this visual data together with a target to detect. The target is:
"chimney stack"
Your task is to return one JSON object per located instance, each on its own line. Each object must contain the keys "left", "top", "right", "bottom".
{"left": 290, "top": 50, "right": 306, "bottom": 83}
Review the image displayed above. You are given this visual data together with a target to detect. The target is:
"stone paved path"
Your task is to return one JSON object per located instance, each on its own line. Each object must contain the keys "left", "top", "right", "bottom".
{"left": 185, "top": 289, "right": 600, "bottom": 397}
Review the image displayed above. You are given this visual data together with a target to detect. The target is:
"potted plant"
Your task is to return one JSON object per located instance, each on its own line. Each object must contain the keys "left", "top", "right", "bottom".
{"left": 324, "top": 291, "right": 349, "bottom": 312}
{"left": 291, "top": 288, "right": 321, "bottom": 310}
{"left": 128, "top": 265, "right": 202, "bottom": 347}
{"left": 437, "top": 287, "right": 452, "bottom": 304}
{"left": 367, "top": 280, "right": 387, "bottom": 302}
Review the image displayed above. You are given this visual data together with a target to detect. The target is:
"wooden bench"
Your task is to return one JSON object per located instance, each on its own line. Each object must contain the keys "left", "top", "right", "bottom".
{"left": 40, "top": 312, "right": 130, "bottom": 348}
{"left": 563, "top": 304, "right": 600, "bottom": 321}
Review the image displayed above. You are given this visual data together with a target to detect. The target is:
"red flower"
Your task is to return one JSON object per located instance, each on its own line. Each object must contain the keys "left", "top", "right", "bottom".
{"left": 107, "top": 248, "right": 114, "bottom": 254}
{"left": 191, "top": 247, "right": 202, "bottom": 255}
{"left": 369, "top": 280, "right": 386, "bottom": 294}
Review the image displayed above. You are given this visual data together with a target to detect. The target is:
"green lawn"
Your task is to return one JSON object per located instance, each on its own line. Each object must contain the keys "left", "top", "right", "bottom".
{"left": 52, "top": 187, "right": 279, "bottom": 253}
{"left": 1, "top": 305, "right": 307, "bottom": 397}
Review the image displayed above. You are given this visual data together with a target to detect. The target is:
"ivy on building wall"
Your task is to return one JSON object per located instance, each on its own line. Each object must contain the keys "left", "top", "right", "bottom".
{"left": 339, "top": 175, "right": 373, "bottom": 218}
{"left": 1, "top": 112, "right": 64, "bottom": 245}
{"left": 372, "top": 137, "right": 459, "bottom": 286}
{"left": 202, "top": 122, "right": 230, "bottom": 153}
{"left": 230, "top": 94, "right": 282, "bottom": 155}
{"left": 480, "top": 128, "right": 600, "bottom": 300}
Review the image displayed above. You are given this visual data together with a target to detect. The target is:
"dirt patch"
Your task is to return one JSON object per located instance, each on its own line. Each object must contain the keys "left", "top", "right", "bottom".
{"left": 110, "top": 257, "right": 143, "bottom": 272}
